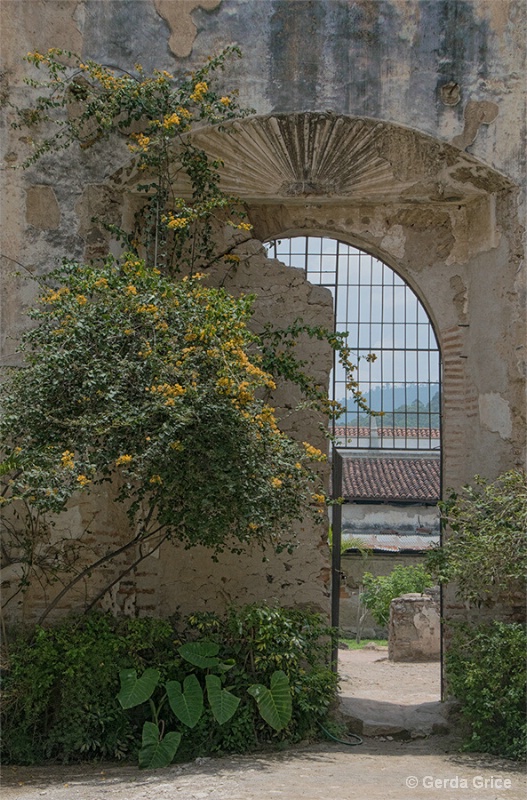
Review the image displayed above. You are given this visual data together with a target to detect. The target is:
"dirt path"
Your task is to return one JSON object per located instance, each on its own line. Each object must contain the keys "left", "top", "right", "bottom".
{"left": 2, "top": 650, "right": 524, "bottom": 800}
{"left": 338, "top": 645, "right": 441, "bottom": 704}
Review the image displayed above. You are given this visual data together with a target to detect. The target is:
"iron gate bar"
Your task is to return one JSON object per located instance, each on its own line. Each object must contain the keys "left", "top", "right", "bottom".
{"left": 330, "top": 449, "right": 343, "bottom": 672}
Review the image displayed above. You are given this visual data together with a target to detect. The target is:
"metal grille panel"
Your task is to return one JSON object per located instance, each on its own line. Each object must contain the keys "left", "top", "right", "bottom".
{"left": 266, "top": 236, "right": 441, "bottom": 451}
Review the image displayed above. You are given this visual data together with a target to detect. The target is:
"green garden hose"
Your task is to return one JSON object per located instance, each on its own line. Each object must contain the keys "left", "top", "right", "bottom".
{"left": 318, "top": 722, "right": 363, "bottom": 746}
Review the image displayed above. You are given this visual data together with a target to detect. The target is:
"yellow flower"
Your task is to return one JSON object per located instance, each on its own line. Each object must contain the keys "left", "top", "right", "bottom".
{"left": 41, "top": 287, "right": 70, "bottom": 304}
{"left": 94, "top": 277, "right": 108, "bottom": 289}
{"left": 190, "top": 81, "right": 208, "bottom": 102}
{"left": 302, "top": 442, "right": 327, "bottom": 462}
{"left": 237, "top": 222, "right": 253, "bottom": 231}
{"left": 166, "top": 215, "right": 189, "bottom": 230}
{"left": 76, "top": 294, "right": 87, "bottom": 305}
{"left": 136, "top": 304, "right": 158, "bottom": 314}
{"left": 149, "top": 474, "right": 163, "bottom": 485}
{"left": 61, "top": 450, "right": 75, "bottom": 469}
{"left": 116, "top": 454, "right": 133, "bottom": 466}
{"left": 134, "top": 133, "right": 150, "bottom": 151}
{"left": 162, "top": 112, "right": 181, "bottom": 129}
{"left": 77, "top": 474, "right": 91, "bottom": 487}
{"left": 270, "top": 477, "right": 282, "bottom": 489}
{"left": 126, "top": 285, "right": 137, "bottom": 295}
{"left": 312, "top": 493, "right": 326, "bottom": 504}
{"left": 124, "top": 328, "right": 134, "bottom": 336}
{"left": 220, "top": 96, "right": 231, "bottom": 106}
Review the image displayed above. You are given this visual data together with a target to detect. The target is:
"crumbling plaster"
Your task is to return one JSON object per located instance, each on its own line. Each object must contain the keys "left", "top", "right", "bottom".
{"left": 0, "top": 0, "right": 525, "bottom": 623}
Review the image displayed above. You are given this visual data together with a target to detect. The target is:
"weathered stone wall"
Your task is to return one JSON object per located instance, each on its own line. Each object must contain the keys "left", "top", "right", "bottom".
{"left": 1, "top": 0, "right": 525, "bottom": 625}
{"left": 339, "top": 551, "right": 430, "bottom": 638}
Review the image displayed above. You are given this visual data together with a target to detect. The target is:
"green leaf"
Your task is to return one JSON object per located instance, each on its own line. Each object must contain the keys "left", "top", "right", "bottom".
{"left": 247, "top": 670, "right": 292, "bottom": 732}
{"left": 178, "top": 641, "right": 220, "bottom": 668}
{"left": 138, "top": 721, "right": 181, "bottom": 769}
{"left": 166, "top": 673, "right": 203, "bottom": 728}
{"left": 205, "top": 673, "right": 240, "bottom": 724}
{"left": 117, "top": 668, "right": 160, "bottom": 709}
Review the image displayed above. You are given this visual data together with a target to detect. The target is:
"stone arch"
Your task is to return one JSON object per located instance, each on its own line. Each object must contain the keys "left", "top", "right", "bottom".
{"left": 177, "top": 113, "right": 523, "bottom": 493}
{"left": 98, "top": 112, "right": 523, "bottom": 622}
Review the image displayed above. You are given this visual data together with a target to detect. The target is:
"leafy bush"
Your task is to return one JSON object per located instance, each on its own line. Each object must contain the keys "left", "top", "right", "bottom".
{"left": 1, "top": 606, "right": 337, "bottom": 765}
{"left": 0, "top": 613, "right": 177, "bottom": 764}
{"left": 446, "top": 622, "right": 527, "bottom": 761}
{"left": 179, "top": 605, "right": 338, "bottom": 753}
{"left": 360, "top": 564, "right": 434, "bottom": 627}
{"left": 427, "top": 470, "right": 527, "bottom": 605}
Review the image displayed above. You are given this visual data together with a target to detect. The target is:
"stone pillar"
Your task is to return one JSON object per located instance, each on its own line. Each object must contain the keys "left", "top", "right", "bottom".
{"left": 388, "top": 592, "right": 440, "bottom": 662}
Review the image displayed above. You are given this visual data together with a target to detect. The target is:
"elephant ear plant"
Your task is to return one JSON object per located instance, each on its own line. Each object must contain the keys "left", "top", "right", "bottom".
{"left": 117, "top": 640, "right": 292, "bottom": 768}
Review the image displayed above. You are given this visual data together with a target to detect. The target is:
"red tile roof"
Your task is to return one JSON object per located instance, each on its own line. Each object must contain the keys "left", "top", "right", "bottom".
{"left": 333, "top": 426, "right": 441, "bottom": 439}
{"left": 341, "top": 457, "right": 440, "bottom": 503}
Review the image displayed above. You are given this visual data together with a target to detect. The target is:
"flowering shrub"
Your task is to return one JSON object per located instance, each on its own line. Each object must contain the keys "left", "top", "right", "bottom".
{"left": 18, "top": 46, "right": 252, "bottom": 275}
{"left": 1, "top": 47, "right": 372, "bottom": 617}
{"left": 0, "top": 255, "right": 331, "bottom": 614}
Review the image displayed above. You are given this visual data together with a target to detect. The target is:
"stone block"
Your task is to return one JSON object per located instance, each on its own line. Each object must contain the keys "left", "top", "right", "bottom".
{"left": 388, "top": 593, "right": 440, "bottom": 662}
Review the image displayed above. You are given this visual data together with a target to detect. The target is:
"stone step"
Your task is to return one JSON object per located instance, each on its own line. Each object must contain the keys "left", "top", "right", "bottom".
{"left": 339, "top": 696, "right": 454, "bottom": 739}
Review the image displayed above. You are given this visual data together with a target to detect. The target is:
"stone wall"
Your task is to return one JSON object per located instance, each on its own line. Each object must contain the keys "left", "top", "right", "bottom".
{"left": 0, "top": 1, "right": 525, "bottom": 626}
{"left": 339, "top": 551, "right": 430, "bottom": 638}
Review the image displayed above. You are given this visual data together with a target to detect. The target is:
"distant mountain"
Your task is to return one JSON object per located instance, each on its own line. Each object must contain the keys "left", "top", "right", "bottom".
{"left": 336, "top": 385, "right": 440, "bottom": 427}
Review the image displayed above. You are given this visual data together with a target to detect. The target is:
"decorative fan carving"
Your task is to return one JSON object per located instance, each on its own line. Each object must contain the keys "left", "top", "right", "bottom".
{"left": 119, "top": 113, "right": 512, "bottom": 205}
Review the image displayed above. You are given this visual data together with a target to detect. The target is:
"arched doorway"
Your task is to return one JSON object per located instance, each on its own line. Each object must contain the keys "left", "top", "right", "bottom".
{"left": 267, "top": 234, "right": 442, "bottom": 705}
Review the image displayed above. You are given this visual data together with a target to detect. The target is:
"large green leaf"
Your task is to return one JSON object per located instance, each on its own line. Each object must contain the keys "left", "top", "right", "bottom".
{"left": 117, "top": 668, "right": 160, "bottom": 709}
{"left": 178, "top": 641, "right": 220, "bottom": 668}
{"left": 205, "top": 673, "right": 240, "bottom": 725}
{"left": 166, "top": 674, "right": 203, "bottom": 728}
{"left": 247, "top": 670, "right": 292, "bottom": 732}
{"left": 138, "top": 721, "right": 181, "bottom": 769}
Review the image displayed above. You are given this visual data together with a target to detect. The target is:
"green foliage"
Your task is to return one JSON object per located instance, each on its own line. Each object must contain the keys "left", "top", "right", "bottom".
{"left": 247, "top": 671, "right": 292, "bottom": 732}
{"left": 0, "top": 257, "right": 330, "bottom": 617}
{"left": 446, "top": 622, "right": 527, "bottom": 761}
{"left": 165, "top": 673, "right": 204, "bottom": 729}
{"left": 138, "top": 723, "right": 181, "bottom": 770}
{"left": 2, "top": 46, "right": 368, "bottom": 617}
{"left": 1, "top": 606, "right": 337, "bottom": 766}
{"left": 117, "top": 668, "right": 160, "bottom": 710}
{"left": 184, "top": 604, "right": 338, "bottom": 745}
{"left": 205, "top": 674, "right": 240, "bottom": 724}
{"left": 0, "top": 613, "right": 176, "bottom": 764}
{"left": 361, "top": 565, "right": 434, "bottom": 627}
{"left": 427, "top": 470, "right": 527, "bottom": 605}
{"left": 119, "top": 659, "right": 291, "bottom": 768}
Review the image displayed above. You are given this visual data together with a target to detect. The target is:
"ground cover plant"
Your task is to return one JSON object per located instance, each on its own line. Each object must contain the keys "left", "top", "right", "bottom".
{"left": 1, "top": 606, "right": 338, "bottom": 766}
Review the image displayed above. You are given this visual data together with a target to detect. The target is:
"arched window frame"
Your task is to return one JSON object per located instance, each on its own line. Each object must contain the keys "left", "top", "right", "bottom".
{"left": 266, "top": 235, "right": 441, "bottom": 453}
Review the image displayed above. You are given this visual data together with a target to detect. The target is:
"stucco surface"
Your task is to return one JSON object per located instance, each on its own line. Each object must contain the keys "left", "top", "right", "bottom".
{"left": 0, "top": 0, "right": 525, "bottom": 624}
